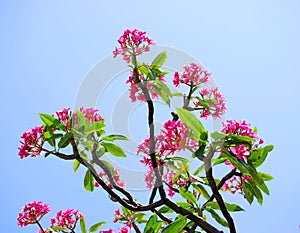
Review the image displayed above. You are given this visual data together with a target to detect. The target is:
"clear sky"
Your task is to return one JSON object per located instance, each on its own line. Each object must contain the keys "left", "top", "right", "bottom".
{"left": 1, "top": 0, "right": 300, "bottom": 232}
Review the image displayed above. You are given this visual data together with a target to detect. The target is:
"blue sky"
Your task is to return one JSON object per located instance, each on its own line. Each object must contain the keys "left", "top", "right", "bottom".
{"left": 1, "top": 0, "right": 300, "bottom": 232}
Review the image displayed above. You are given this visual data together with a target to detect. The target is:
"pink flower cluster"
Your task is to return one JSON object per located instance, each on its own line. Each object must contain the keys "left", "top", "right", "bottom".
{"left": 79, "top": 107, "right": 103, "bottom": 123}
{"left": 100, "top": 230, "right": 116, "bottom": 233}
{"left": 137, "top": 120, "right": 198, "bottom": 158}
{"left": 137, "top": 120, "right": 198, "bottom": 191}
{"left": 17, "top": 201, "right": 51, "bottom": 227}
{"left": 113, "top": 209, "right": 133, "bottom": 233}
{"left": 222, "top": 120, "right": 262, "bottom": 142}
{"left": 56, "top": 107, "right": 103, "bottom": 129}
{"left": 50, "top": 208, "right": 83, "bottom": 230}
{"left": 100, "top": 227, "right": 130, "bottom": 233}
{"left": 18, "top": 107, "right": 104, "bottom": 159}
{"left": 193, "top": 87, "right": 227, "bottom": 119}
{"left": 160, "top": 120, "right": 199, "bottom": 154}
{"left": 222, "top": 175, "right": 252, "bottom": 195}
{"left": 113, "top": 29, "right": 154, "bottom": 63}
{"left": 126, "top": 70, "right": 165, "bottom": 102}
{"left": 173, "top": 63, "right": 211, "bottom": 87}
{"left": 95, "top": 169, "right": 125, "bottom": 189}
{"left": 18, "top": 126, "right": 44, "bottom": 159}
{"left": 221, "top": 120, "right": 264, "bottom": 168}
{"left": 56, "top": 108, "right": 72, "bottom": 131}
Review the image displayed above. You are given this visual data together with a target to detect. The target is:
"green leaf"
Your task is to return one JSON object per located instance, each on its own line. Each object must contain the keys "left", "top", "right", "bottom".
{"left": 195, "top": 144, "right": 206, "bottom": 159}
{"left": 80, "top": 216, "right": 87, "bottom": 233}
{"left": 161, "top": 216, "right": 187, "bottom": 233}
{"left": 39, "top": 113, "right": 65, "bottom": 131}
{"left": 58, "top": 133, "right": 70, "bottom": 149}
{"left": 84, "top": 121, "right": 105, "bottom": 135}
{"left": 89, "top": 222, "right": 106, "bottom": 232}
{"left": 258, "top": 172, "right": 274, "bottom": 181}
{"left": 205, "top": 201, "right": 244, "bottom": 212}
{"left": 84, "top": 170, "right": 94, "bottom": 192}
{"left": 192, "top": 184, "right": 210, "bottom": 200}
{"left": 153, "top": 221, "right": 165, "bottom": 233}
{"left": 101, "top": 134, "right": 129, "bottom": 141}
{"left": 179, "top": 188, "right": 197, "bottom": 204}
{"left": 213, "top": 156, "right": 227, "bottom": 166}
{"left": 151, "top": 51, "right": 167, "bottom": 68}
{"left": 176, "top": 108, "right": 206, "bottom": 140}
{"left": 51, "top": 226, "right": 69, "bottom": 231}
{"left": 176, "top": 202, "right": 193, "bottom": 211}
{"left": 242, "top": 182, "right": 254, "bottom": 204}
{"left": 248, "top": 145, "right": 274, "bottom": 168}
{"left": 222, "top": 150, "right": 249, "bottom": 174}
{"left": 99, "top": 160, "right": 116, "bottom": 176}
{"left": 158, "top": 206, "right": 174, "bottom": 214}
{"left": 193, "top": 164, "right": 205, "bottom": 176}
{"left": 171, "top": 91, "right": 184, "bottom": 97}
{"left": 205, "top": 208, "right": 228, "bottom": 228}
{"left": 135, "top": 213, "right": 147, "bottom": 224}
{"left": 211, "top": 132, "right": 226, "bottom": 140}
{"left": 101, "top": 142, "right": 126, "bottom": 157}
{"left": 153, "top": 84, "right": 170, "bottom": 106}
{"left": 248, "top": 181, "right": 263, "bottom": 205}
{"left": 144, "top": 214, "right": 157, "bottom": 233}
{"left": 74, "top": 159, "right": 81, "bottom": 172}
{"left": 166, "top": 156, "right": 190, "bottom": 164}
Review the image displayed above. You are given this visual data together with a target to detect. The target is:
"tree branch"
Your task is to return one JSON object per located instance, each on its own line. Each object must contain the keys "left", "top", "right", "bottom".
{"left": 204, "top": 150, "right": 236, "bottom": 233}
{"left": 91, "top": 143, "right": 135, "bottom": 205}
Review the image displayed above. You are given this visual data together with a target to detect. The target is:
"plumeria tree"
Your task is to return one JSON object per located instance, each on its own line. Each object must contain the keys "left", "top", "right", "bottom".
{"left": 17, "top": 29, "right": 274, "bottom": 233}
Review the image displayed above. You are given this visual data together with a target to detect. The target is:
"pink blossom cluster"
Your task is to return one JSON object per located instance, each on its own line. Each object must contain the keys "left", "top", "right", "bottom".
{"left": 194, "top": 87, "right": 227, "bottom": 119}
{"left": 221, "top": 120, "right": 264, "bottom": 168}
{"left": 18, "top": 126, "right": 44, "bottom": 159}
{"left": 100, "top": 227, "right": 131, "bottom": 233}
{"left": 165, "top": 169, "right": 199, "bottom": 199}
{"left": 56, "top": 107, "right": 103, "bottom": 129}
{"left": 222, "top": 175, "right": 252, "bottom": 195}
{"left": 18, "top": 107, "right": 104, "bottom": 159}
{"left": 95, "top": 169, "right": 125, "bottom": 188}
{"left": 50, "top": 208, "right": 83, "bottom": 230}
{"left": 79, "top": 107, "right": 103, "bottom": 123}
{"left": 17, "top": 201, "right": 51, "bottom": 227}
{"left": 126, "top": 70, "right": 165, "bottom": 102}
{"left": 56, "top": 107, "right": 72, "bottom": 131}
{"left": 113, "top": 29, "right": 154, "bottom": 63}
{"left": 222, "top": 120, "right": 261, "bottom": 140}
{"left": 113, "top": 209, "right": 133, "bottom": 233}
{"left": 137, "top": 120, "right": 198, "bottom": 158}
{"left": 99, "top": 230, "right": 116, "bottom": 233}
{"left": 173, "top": 63, "right": 211, "bottom": 87}
{"left": 159, "top": 120, "right": 199, "bottom": 154}
{"left": 137, "top": 120, "right": 198, "bottom": 192}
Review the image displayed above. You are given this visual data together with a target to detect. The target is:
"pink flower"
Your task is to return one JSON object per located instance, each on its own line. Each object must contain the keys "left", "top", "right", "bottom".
{"left": 119, "top": 226, "right": 131, "bottom": 233}
{"left": 137, "top": 120, "right": 198, "bottom": 191}
{"left": 18, "top": 126, "right": 44, "bottom": 159}
{"left": 94, "top": 169, "right": 125, "bottom": 189}
{"left": 125, "top": 70, "right": 165, "bottom": 103}
{"left": 56, "top": 108, "right": 72, "bottom": 131}
{"left": 221, "top": 120, "right": 264, "bottom": 169}
{"left": 79, "top": 107, "right": 103, "bottom": 123}
{"left": 100, "top": 230, "right": 116, "bottom": 233}
{"left": 194, "top": 87, "right": 227, "bottom": 119}
{"left": 51, "top": 208, "right": 83, "bottom": 230}
{"left": 17, "top": 201, "right": 51, "bottom": 227}
{"left": 173, "top": 63, "right": 211, "bottom": 87}
{"left": 159, "top": 120, "right": 199, "bottom": 155}
{"left": 113, "top": 29, "right": 154, "bottom": 63}
{"left": 222, "top": 175, "right": 252, "bottom": 196}
{"left": 222, "top": 120, "right": 259, "bottom": 140}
